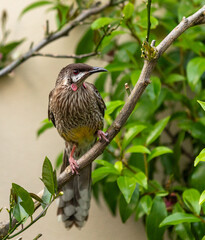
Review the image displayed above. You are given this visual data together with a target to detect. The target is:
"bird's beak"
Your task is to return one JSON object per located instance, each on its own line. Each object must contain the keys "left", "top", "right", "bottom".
{"left": 89, "top": 67, "right": 108, "bottom": 74}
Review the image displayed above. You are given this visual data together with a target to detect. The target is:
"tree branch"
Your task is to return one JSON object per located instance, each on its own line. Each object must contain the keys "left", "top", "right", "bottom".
{"left": 0, "top": 5, "right": 205, "bottom": 238}
{"left": 31, "top": 52, "right": 98, "bottom": 59}
{"left": 0, "top": 1, "right": 118, "bottom": 78}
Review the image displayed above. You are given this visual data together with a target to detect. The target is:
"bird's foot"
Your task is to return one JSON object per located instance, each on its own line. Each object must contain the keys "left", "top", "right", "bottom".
{"left": 69, "top": 156, "right": 79, "bottom": 175}
{"left": 97, "top": 130, "right": 109, "bottom": 142}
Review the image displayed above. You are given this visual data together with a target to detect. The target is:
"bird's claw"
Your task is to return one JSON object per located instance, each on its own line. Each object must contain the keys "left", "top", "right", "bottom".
{"left": 69, "top": 156, "right": 79, "bottom": 175}
{"left": 97, "top": 130, "right": 109, "bottom": 142}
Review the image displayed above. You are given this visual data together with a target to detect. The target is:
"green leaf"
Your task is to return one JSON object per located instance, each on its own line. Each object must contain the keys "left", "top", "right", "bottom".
{"left": 126, "top": 145, "right": 151, "bottom": 154}
{"left": 20, "top": 1, "right": 52, "bottom": 18}
{"left": 123, "top": 2, "right": 134, "bottom": 19}
{"left": 165, "top": 74, "right": 185, "bottom": 84}
{"left": 179, "top": 120, "right": 205, "bottom": 144}
{"left": 0, "top": 39, "right": 25, "bottom": 56}
{"left": 194, "top": 149, "right": 205, "bottom": 167}
{"left": 187, "top": 57, "right": 205, "bottom": 92}
{"left": 146, "top": 116, "right": 170, "bottom": 146}
{"left": 146, "top": 196, "right": 167, "bottom": 240}
{"left": 13, "top": 199, "right": 28, "bottom": 222}
{"left": 134, "top": 171, "right": 148, "bottom": 190}
{"left": 12, "top": 183, "right": 34, "bottom": 216}
{"left": 199, "top": 190, "right": 205, "bottom": 205}
{"left": 122, "top": 125, "right": 147, "bottom": 149}
{"left": 75, "top": 28, "right": 94, "bottom": 63}
{"left": 91, "top": 17, "right": 117, "bottom": 30}
{"left": 137, "top": 16, "right": 159, "bottom": 29}
{"left": 41, "top": 187, "right": 52, "bottom": 208}
{"left": 198, "top": 100, "right": 205, "bottom": 111}
{"left": 29, "top": 193, "right": 43, "bottom": 203}
{"left": 147, "top": 146, "right": 173, "bottom": 162}
{"left": 114, "top": 161, "right": 123, "bottom": 173}
{"left": 202, "top": 236, "right": 205, "bottom": 240}
{"left": 140, "top": 195, "right": 153, "bottom": 215}
{"left": 119, "top": 186, "right": 139, "bottom": 222}
{"left": 94, "top": 159, "right": 116, "bottom": 168}
{"left": 42, "top": 157, "right": 56, "bottom": 195}
{"left": 92, "top": 166, "right": 119, "bottom": 184}
{"left": 117, "top": 176, "right": 137, "bottom": 204}
{"left": 182, "top": 189, "right": 201, "bottom": 214}
{"left": 37, "top": 119, "right": 54, "bottom": 137}
{"left": 159, "top": 213, "right": 200, "bottom": 227}
{"left": 105, "top": 100, "right": 124, "bottom": 115}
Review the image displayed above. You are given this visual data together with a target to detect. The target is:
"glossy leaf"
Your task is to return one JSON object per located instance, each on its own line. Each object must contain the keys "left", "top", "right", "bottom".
{"left": 146, "top": 116, "right": 170, "bottom": 146}
{"left": 146, "top": 196, "right": 167, "bottom": 240}
{"left": 91, "top": 17, "right": 117, "bottom": 30}
{"left": 194, "top": 149, "right": 205, "bottom": 166}
{"left": 37, "top": 118, "right": 54, "bottom": 137}
{"left": 126, "top": 145, "right": 151, "bottom": 154}
{"left": 182, "top": 189, "right": 201, "bottom": 214}
{"left": 105, "top": 100, "right": 124, "bottom": 115}
{"left": 147, "top": 146, "right": 173, "bottom": 162}
{"left": 134, "top": 171, "right": 148, "bottom": 190}
{"left": 75, "top": 28, "right": 94, "bottom": 63}
{"left": 159, "top": 213, "right": 200, "bottom": 227}
{"left": 42, "top": 157, "right": 56, "bottom": 195}
{"left": 12, "top": 183, "right": 34, "bottom": 216}
{"left": 119, "top": 186, "right": 139, "bottom": 222}
{"left": 122, "top": 125, "right": 147, "bottom": 149}
{"left": 117, "top": 176, "right": 137, "bottom": 204}
{"left": 199, "top": 190, "right": 205, "bottom": 205}
{"left": 92, "top": 166, "right": 119, "bottom": 184}
{"left": 198, "top": 100, "right": 205, "bottom": 111}
{"left": 187, "top": 57, "right": 205, "bottom": 92}
{"left": 41, "top": 187, "right": 52, "bottom": 208}
{"left": 123, "top": 2, "right": 134, "bottom": 19}
{"left": 140, "top": 195, "right": 153, "bottom": 215}
{"left": 165, "top": 73, "right": 185, "bottom": 84}
{"left": 13, "top": 199, "right": 28, "bottom": 222}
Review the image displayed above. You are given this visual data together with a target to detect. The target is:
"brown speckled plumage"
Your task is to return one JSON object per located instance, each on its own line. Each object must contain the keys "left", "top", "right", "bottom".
{"left": 48, "top": 63, "right": 107, "bottom": 228}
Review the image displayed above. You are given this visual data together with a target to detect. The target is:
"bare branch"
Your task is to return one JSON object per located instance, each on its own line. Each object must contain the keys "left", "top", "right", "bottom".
{"left": 0, "top": 1, "right": 115, "bottom": 78}
{"left": 0, "top": 5, "right": 205, "bottom": 238}
{"left": 31, "top": 52, "right": 98, "bottom": 59}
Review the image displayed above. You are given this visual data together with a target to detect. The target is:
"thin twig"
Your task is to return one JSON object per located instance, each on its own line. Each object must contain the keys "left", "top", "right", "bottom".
{"left": 31, "top": 52, "right": 98, "bottom": 59}
{"left": 146, "top": 0, "right": 152, "bottom": 42}
{"left": 0, "top": 1, "right": 123, "bottom": 77}
{"left": 0, "top": 5, "right": 205, "bottom": 238}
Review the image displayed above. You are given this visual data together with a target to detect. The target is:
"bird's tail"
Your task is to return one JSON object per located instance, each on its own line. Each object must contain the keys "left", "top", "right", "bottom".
{"left": 57, "top": 149, "right": 92, "bottom": 229}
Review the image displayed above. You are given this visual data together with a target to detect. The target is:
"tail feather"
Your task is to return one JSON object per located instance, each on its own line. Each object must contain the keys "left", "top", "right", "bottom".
{"left": 57, "top": 149, "right": 92, "bottom": 229}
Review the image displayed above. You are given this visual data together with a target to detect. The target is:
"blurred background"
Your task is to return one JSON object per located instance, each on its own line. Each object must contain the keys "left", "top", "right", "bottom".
{"left": 0, "top": 0, "right": 147, "bottom": 239}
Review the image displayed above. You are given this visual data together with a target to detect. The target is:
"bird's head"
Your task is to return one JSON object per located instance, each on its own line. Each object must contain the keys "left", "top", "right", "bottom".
{"left": 56, "top": 63, "right": 107, "bottom": 91}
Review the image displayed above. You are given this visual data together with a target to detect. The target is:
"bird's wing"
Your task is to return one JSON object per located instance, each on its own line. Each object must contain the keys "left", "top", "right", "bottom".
{"left": 48, "top": 89, "right": 56, "bottom": 127}
{"left": 86, "top": 82, "right": 106, "bottom": 116}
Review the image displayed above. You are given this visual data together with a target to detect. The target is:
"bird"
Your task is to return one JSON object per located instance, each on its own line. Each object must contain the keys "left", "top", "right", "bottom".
{"left": 48, "top": 63, "right": 108, "bottom": 229}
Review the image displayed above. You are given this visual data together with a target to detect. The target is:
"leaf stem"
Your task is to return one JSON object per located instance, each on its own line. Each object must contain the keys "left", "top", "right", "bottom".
{"left": 146, "top": 0, "right": 152, "bottom": 42}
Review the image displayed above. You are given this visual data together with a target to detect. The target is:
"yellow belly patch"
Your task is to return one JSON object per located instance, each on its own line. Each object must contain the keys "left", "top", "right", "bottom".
{"left": 62, "top": 126, "right": 96, "bottom": 144}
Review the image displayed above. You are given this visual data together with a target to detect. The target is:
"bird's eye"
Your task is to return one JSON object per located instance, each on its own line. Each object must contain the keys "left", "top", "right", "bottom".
{"left": 73, "top": 69, "right": 79, "bottom": 75}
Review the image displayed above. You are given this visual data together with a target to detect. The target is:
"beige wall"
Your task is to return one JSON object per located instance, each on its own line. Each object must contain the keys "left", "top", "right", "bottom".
{"left": 0, "top": 1, "right": 147, "bottom": 239}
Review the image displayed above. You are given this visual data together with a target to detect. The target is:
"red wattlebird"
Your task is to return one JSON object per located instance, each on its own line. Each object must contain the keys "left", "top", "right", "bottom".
{"left": 48, "top": 63, "right": 108, "bottom": 228}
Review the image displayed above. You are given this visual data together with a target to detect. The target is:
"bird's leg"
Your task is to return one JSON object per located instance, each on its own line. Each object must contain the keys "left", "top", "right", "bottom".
{"left": 69, "top": 144, "right": 79, "bottom": 174}
{"left": 97, "top": 130, "right": 109, "bottom": 142}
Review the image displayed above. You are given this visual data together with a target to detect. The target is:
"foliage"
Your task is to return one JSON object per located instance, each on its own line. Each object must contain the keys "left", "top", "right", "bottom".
{"left": 1, "top": 0, "right": 205, "bottom": 239}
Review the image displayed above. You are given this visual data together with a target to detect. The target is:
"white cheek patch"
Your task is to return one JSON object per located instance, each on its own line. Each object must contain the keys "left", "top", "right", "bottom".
{"left": 72, "top": 72, "right": 86, "bottom": 82}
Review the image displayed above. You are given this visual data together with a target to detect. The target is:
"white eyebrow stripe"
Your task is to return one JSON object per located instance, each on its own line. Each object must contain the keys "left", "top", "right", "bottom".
{"left": 72, "top": 72, "right": 86, "bottom": 82}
